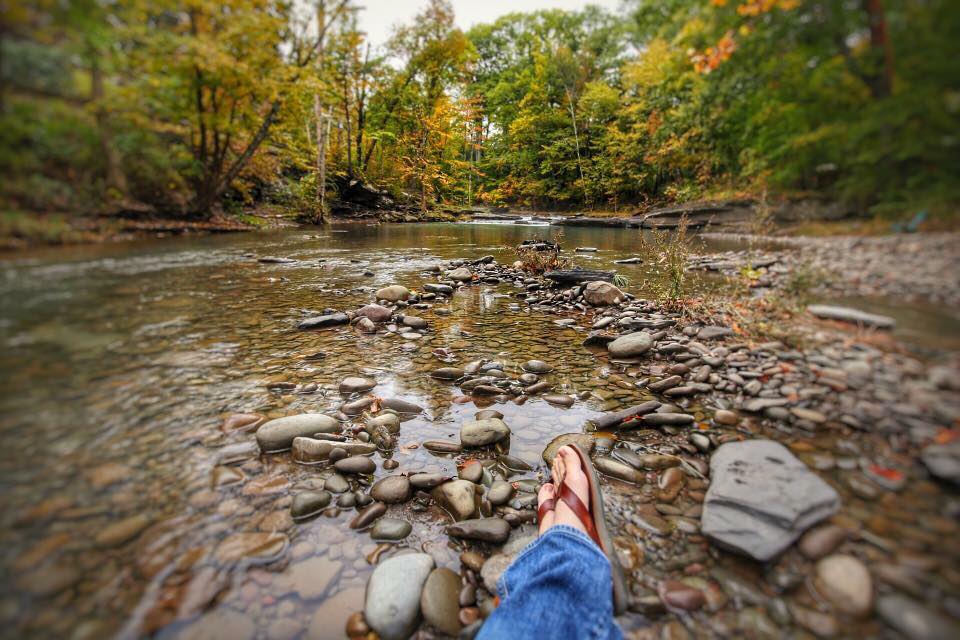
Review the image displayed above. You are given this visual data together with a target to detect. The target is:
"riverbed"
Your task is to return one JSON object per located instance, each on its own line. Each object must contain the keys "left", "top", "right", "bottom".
{"left": 1, "top": 223, "right": 958, "bottom": 640}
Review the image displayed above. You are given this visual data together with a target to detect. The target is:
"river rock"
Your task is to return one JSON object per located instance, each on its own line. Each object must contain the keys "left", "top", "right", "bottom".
{"left": 607, "top": 332, "right": 653, "bottom": 358}
{"left": 370, "top": 518, "right": 412, "bottom": 541}
{"left": 594, "top": 456, "right": 644, "bottom": 484}
{"left": 487, "top": 480, "right": 514, "bottom": 506}
{"left": 459, "top": 460, "right": 484, "bottom": 483}
{"left": 423, "top": 440, "right": 463, "bottom": 454}
{"left": 364, "top": 553, "right": 434, "bottom": 640}
{"left": 798, "top": 524, "right": 847, "bottom": 559}
{"left": 375, "top": 285, "right": 410, "bottom": 302}
{"left": 420, "top": 568, "right": 462, "bottom": 636}
{"left": 380, "top": 397, "right": 423, "bottom": 414}
{"left": 522, "top": 359, "right": 553, "bottom": 373}
{"left": 542, "top": 433, "right": 595, "bottom": 466}
{"left": 460, "top": 418, "right": 510, "bottom": 447}
{"left": 291, "top": 491, "right": 332, "bottom": 521}
{"left": 334, "top": 456, "right": 376, "bottom": 475}
{"left": 355, "top": 304, "right": 392, "bottom": 322}
{"left": 701, "top": 440, "right": 841, "bottom": 561}
{"left": 350, "top": 502, "right": 386, "bottom": 529}
{"left": 323, "top": 474, "right": 349, "bottom": 493}
{"left": 583, "top": 281, "right": 625, "bottom": 306}
{"left": 339, "top": 377, "right": 376, "bottom": 394}
{"left": 807, "top": 304, "right": 895, "bottom": 328}
{"left": 432, "top": 480, "right": 478, "bottom": 521}
{"left": 447, "top": 267, "right": 472, "bottom": 282}
{"left": 292, "top": 438, "right": 376, "bottom": 464}
{"left": 543, "top": 393, "right": 574, "bottom": 407}
{"left": 423, "top": 283, "right": 454, "bottom": 295}
{"left": 370, "top": 476, "right": 412, "bottom": 504}
{"left": 297, "top": 313, "right": 350, "bottom": 331}
{"left": 921, "top": 440, "right": 960, "bottom": 485}
{"left": 814, "top": 554, "right": 873, "bottom": 617}
{"left": 410, "top": 472, "right": 449, "bottom": 489}
{"left": 402, "top": 315, "right": 427, "bottom": 330}
{"left": 214, "top": 532, "right": 288, "bottom": 564}
{"left": 431, "top": 367, "right": 464, "bottom": 380}
{"left": 447, "top": 518, "right": 511, "bottom": 543}
{"left": 356, "top": 317, "right": 377, "bottom": 333}
{"left": 876, "top": 593, "right": 960, "bottom": 640}
{"left": 95, "top": 514, "right": 151, "bottom": 548}
{"left": 256, "top": 414, "right": 340, "bottom": 453}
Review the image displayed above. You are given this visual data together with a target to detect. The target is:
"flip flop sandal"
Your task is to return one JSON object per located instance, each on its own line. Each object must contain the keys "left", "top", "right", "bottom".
{"left": 555, "top": 443, "right": 630, "bottom": 615}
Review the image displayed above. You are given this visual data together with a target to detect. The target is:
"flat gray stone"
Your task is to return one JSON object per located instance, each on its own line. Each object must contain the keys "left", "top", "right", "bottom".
{"left": 701, "top": 440, "right": 840, "bottom": 561}
{"left": 447, "top": 518, "right": 511, "bottom": 543}
{"left": 921, "top": 440, "right": 960, "bottom": 485}
{"left": 364, "top": 553, "right": 434, "bottom": 640}
{"left": 807, "top": 304, "right": 895, "bottom": 329}
{"left": 370, "top": 518, "right": 412, "bottom": 541}
{"left": 256, "top": 414, "right": 340, "bottom": 452}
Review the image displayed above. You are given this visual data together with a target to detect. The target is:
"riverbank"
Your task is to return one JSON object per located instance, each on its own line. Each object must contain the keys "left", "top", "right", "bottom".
{"left": 1, "top": 225, "right": 957, "bottom": 639}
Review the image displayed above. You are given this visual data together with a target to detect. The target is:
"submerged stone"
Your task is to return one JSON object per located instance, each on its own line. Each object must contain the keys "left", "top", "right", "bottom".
{"left": 256, "top": 414, "right": 340, "bottom": 453}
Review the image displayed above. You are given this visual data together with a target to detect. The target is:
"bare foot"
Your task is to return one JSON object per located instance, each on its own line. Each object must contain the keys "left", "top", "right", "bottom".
{"left": 537, "top": 483, "right": 556, "bottom": 534}
{"left": 552, "top": 446, "right": 591, "bottom": 534}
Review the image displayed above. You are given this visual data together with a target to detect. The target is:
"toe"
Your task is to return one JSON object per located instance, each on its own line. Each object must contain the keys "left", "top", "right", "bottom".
{"left": 538, "top": 483, "right": 556, "bottom": 534}
{"left": 538, "top": 482, "right": 556, "bottom": 506}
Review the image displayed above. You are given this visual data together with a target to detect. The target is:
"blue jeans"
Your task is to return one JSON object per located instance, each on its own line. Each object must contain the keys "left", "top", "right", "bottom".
{"left": 478, "top": 525, "right": 624, "bottom": 640}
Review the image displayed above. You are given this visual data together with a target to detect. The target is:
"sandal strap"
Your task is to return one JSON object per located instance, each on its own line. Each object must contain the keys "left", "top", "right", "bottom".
{"left": 536, "top": 498, "right": 556, "bottom": 523}
{"left": 558, "top": 480, "right": 601, "bottom": 546}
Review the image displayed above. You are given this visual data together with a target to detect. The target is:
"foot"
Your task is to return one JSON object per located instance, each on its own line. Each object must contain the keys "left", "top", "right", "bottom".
{"left": 548, "top": 445, "right": 591, "bottom": 535}
{"left": 537, "top": 483, "right": 556, "bottom": 534}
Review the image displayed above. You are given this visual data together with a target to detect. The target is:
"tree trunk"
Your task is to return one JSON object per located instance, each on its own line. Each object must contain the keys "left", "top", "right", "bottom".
{"left": 314, "top": 1, "right": 329, "bottom": 224}
{"left": 565, "top": 87, "right": 588, "bottom": 207}
{"left": 863, "top": 0, "right": 894, "bottom": 98}
{"left": 89, "top": 47, "right": 129, "bottom": 202}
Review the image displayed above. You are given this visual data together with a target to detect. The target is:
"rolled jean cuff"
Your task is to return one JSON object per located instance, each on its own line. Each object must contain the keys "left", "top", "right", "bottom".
{"left": 496, "top": 524, "right": 609, "bottom": 600}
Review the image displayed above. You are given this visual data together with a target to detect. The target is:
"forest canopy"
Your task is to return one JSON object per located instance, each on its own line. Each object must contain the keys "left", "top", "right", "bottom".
{"left": 2, "top": 0, "right": 958, "bottom": 221}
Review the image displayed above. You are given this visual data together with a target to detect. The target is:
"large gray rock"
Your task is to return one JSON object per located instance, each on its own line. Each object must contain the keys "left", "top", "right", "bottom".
{"left": 460, "top": 418, "right": 510, "bottom": 447}
{"left": 807, "top": 304, "right": 895, "bottom": 329}
{"left": 701, "top": 440, "right": 840, "bottom": 561}
{"left": 607, "top": 332, "right": 653, "bottom": 358}
{"left": 364, "top": 553, "right": 434, "bottom": 640}
{"left": 297, "top": 313, "right": 350, "bottom": 330}
{"left": 447, "top": 518, "right": 511, "bottom": 543}
{"left": 256, "top": 414, "right": 340, "bottom": 452}
{"left": 583, "top": 281, "right": 625, "bottom": 306}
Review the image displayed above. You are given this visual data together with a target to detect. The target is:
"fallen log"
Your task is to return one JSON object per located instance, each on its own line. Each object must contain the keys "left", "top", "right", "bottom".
{"left": 544, "top": 269, "right": 615, "bottom": 285}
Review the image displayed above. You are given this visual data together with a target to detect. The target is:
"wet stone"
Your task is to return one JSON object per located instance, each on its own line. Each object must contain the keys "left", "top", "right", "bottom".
{"left": 370, "top": 476, "right": 412, "bottom": 504}
{"left": 334, "top": 456, "right": 376, "bottom": 475}
{"left": 420, "top": 568, "right": 462, "bottom": 636}
{"left": 607, "top": 333, "right": 654, "bottom": 358}
{"left": 256, "top": 414, "right": 340, "bottom": 452}
{"left": 324, "top": 474, "right": 350, "bottom": 494}
{"left": 364, "top": 553, "right": 434, "bottom": 640}
{"left": 291, "top": 491, "right": 332, "bottom": 521}
{"left": 461, "top": 418, "right": 510, "bottom": 447}
{"left": 339, "top": 377, "right": 376, "bottom": 394}
{"left": 370, "top": 518, "right": 412, "bottom": 541}
{"left": 350, "top": 502, "right": 386, "bottom": 529}
{"left": 447, "top": 518, "right": 511, "bottom": 543}
{"left": 432, "top": 480, "right": 478, "bottom": 521}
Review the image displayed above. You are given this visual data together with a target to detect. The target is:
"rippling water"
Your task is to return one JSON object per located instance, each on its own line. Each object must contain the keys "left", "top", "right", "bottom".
{"left": 1, "top": 223, "right": 956, "bottom": 640}
{"left": 0, "top": 223, "right": 711, "bottom": 639}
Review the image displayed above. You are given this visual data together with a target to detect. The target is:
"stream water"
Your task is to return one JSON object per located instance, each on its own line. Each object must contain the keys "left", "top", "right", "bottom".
{"left": 0, "top": 223, "right": 957, "bottom": 640}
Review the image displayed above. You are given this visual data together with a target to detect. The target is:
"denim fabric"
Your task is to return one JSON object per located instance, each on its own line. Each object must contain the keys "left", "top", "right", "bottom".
{"left": 477, "top": 525, "right": 623, "bottom": 640}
